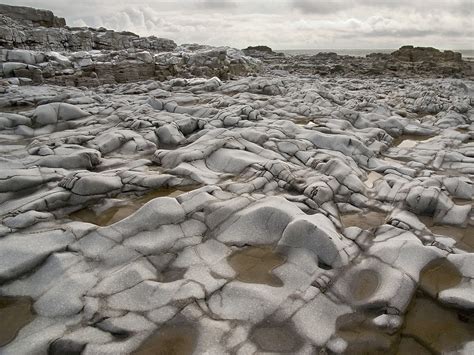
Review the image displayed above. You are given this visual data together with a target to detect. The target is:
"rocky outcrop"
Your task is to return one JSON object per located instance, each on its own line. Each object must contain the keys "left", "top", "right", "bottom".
{"left": 0, "top": 13, "right": 176, "bottom": 52}
{"left": 0, "top": 5, "right": 260, "bottom": 86}
{"left": 0, "top": 4, "right": 65, "bottom": 28}
{"left": 392, "top": 45, "right": 462, "bottom": 63}
{"left": 264, "top": 46, "right": 472, "bottom": 78}
{"left": 242, "top": 45, "right": 284, "bottom": 59}
{"left": 0, "top": 45, "right": 261, "bottom": 86}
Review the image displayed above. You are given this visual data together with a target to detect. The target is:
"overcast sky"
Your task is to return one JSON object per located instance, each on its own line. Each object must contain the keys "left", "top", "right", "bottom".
{"left": 4, "top": 0, "right": 474, "bottom": 49}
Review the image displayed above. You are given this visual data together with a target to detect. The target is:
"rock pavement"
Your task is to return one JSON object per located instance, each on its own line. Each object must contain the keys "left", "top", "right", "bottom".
{"left": 0, "top": 4, "right": 473, "bottom": 355}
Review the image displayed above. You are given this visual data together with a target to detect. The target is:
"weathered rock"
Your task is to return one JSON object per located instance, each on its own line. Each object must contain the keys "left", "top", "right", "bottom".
{"left": 392, "top": 45, "right": 462, "bottom": 63}
{"left": 0, "top": 4, "right": 65, "bottom": 28}
{"left": 0, "top": 4, "right": 473, "bottom": 355}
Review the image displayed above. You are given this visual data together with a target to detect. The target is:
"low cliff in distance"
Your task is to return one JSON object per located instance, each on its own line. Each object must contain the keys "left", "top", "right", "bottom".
{"left": 0, "top": 4, "right": 261, "bottom": 86}
{"left": 0, "top": 5, "right": 176, "bottom": 52}
{"left": 256, "top": 45, "right": 473, "bottom": 78}
{"left": 0, "top": 3, "right": 65, "bottom": 28}
{"left": 0, "top": 4, "right": 472, "bottom": 88}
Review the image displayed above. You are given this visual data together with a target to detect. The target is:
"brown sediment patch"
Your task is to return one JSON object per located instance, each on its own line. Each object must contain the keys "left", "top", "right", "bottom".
{"left": 364, "top": 171, "right": 383, "bottom": 188}
{"left": 146, "top": 165, "right": 166, "bottom": 173}
{"left": 222, "top": 91, "right": 240, "bottom": 97}
{"left": 382, "top": 156, "right": 411, "bottom": 165}
{"left": 174, "top": 98, "right": 200, "bottom": 107}
{"left": 0, "top": 297, "right": 35, "bottom": 347}
{"left": 350, "top": 269, "right": 381, "bottom": 301}
{"left": 292, "top": 117, "right": 312, "bottom": 125}
{"left": 335, "top": 312, "right": 399, "bottom": 355}
{"left": 431, "top": 225, "right": 473, "bottom": 252}
{"left": 419, "top": 258, "right": 463, "bottom": 298}
{"left": 452, "top": 198, "right": 473, "bottom": 206}
{"left": 392, "top": 134, "right": 435, "bottom": 148}
{"left": 0, "top": 136, "right": 32, "bottom": 147}
{"left": 397, "top": 337, "right": 431, "bottom": 355}
{"left": 70, "top": 185, "right": 198, "bottom": 226}
{"left": 333, "top": 258, "right": 468, "bottom": 354}
{"left": 228, "top": 246, "right": 285, "bottom": 287}
{"left": 134, "top": 323, "right": 198, "bottom": 355}
{"left": 251, "top": 321, "right": 303, "bottom": 353}
{"left": 402, "top": 294, "right": 474, "bottom": 354}
{"left": 0, "top": 104, "right": 34, "bottom": 114}
{"left": 158, "top": 268, "right": 186, "bottom": 283}
{"left": 218, "top": 173, "right": 241, "bottom": 184}
{"left": 419, "top": 216, "right": 473, "bottom": 252}
{"left": 292, "top": 114, "right": 327, "bottom": 126}
{"left": 341, "top": 211, "right": 386, "bottom": 230}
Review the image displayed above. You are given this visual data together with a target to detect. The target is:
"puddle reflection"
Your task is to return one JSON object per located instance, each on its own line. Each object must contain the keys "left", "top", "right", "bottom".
{"left": 134, "top": 323, "right": 198, "bottom": 355}
{"left": 228, "top": 246, "right": 285, "bottom": 287}
{"left": 341, "top": 211, "right": 387, "bottom": 230}
{"left": 0, "top": 297, "right": 35, "bottom": 347}
{"left": 70, "top": 186, "right": 198, "bottom": 226}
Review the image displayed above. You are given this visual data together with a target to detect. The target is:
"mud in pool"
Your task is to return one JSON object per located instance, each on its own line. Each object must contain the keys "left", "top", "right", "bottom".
{"left": 350, "top": 269, "right": 381, "bottom": 301}
{"left": 228, "top": 246, "right": 286, "bottom": 287}
{"left": 0, "top": 297, "right": 35, "bottom": 347}
{"left": 419, "top": 258, "right": 463, "bottom": 298}
{"left": 399, "top": 258, "right": 473, "bottom": 353}
{"left": 434, "top": 225, "right": 474, "bottom": 252}
{"left": 392, "top": 134, "right": 435, "bottom": 148}
{"left": 134, "top": 323, "right": 198, "bottom": 355}
{"left": 251, "top": 321, "right": 303, "bottom": 353}
{"left": 158, "top": 268, "right": 186, "bottom": 283}
{"left": 335, "top": 292, "right": 474, "bottom": 355}
{"left": 70, "top": 185, "right": 198, "bottom": 226}
{"left": 364, "top": 171, "right": 383, "bottom": 188}
{"left": 291, "top": 114, "right": 327, "bottom": 125}
{"left": 0, "top": 105, "right": 34, "bottom": 114}
{"left": 341, "top": 211, "right": 387, "bottom": 230}
{"left": 399, "top": 255, "right": 471, "bottom": 353}
{"left": 335, "top": 312, "right": 399, "bottom": 355}
{"left": 333, "top": 257, "right": 469, "bottom": 354}
{"left": 419, "top": 216, "right": 473, "bottom": 252}
{"left": 292, "top": 117, "right": 313, "bottom": 125}
{"left": 452, "top": 197, "right": 473, "bottom": 206}
{"left": 0, "top": 134, "right": 32, "bottom": 146}
{"left": 397, "top": 337, "right": 431, "bottom": 355}
{"left": 402, "top": 293, "right": 474, "bottom": 354}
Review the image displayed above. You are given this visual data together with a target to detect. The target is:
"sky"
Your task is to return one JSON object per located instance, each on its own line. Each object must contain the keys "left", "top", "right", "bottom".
{"left": 3, "top": 0, "right": 474, "bottom": 50}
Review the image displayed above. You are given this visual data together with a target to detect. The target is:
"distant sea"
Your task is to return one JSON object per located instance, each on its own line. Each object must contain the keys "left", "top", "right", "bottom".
{"left": 277, "top": 49, "right": 474, "bottom": 59}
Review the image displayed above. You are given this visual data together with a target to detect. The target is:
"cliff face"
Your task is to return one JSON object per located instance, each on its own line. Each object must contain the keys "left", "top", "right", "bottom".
{"left": 391, "top": 45, "right": 463, "bottom": 63}
{"left": 0, "top": 5, "right": 261, "bottom": 86}
{"left": 255, "top": 46, "right": 471, "bottom": 78}
{"left": 0, "top": 4, "right": 66, "bottom": 28}
{"left": 0, "top": 7, "right": 176, "bottom": 52}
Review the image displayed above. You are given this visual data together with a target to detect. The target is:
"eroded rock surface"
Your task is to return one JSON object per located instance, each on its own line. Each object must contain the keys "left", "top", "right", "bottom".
{"left": 264, "top": 46, "right": 473, "bottom": 78}
{"left": 0, "top": 4, "right": 473, "bottom": 355}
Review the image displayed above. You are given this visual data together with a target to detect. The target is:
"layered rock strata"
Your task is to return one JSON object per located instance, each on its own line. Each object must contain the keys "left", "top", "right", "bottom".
{"left": 263, "top": 46, "right": 472, "bottom": 78}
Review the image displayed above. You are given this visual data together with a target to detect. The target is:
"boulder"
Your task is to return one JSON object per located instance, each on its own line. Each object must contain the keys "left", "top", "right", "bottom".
{"left": 32, "top": 103, "right": 89, "bottom": 126}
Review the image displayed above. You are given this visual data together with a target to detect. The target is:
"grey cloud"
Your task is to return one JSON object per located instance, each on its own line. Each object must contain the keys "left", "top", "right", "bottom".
{"left": 291, "top": 0, "right": 347, "bottom": 14}
{"left": 292, "top": 0, "right": 474, "bottom": 16}
{"left": 451, "top": 0, "right": 474, "bottom": 15}
{"left": 196, "top": 0, "right": 236, "bottom": 9}
{"left": 366, "top": 29, "right": 441, "bottom": 38}
{"left": 1, "top": 0, "right": 473, "bottom": 49}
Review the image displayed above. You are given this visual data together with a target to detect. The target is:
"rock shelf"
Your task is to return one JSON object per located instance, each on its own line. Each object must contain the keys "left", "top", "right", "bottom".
{"left": 0, "top": 4, "right": 473, "bottom": 355}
